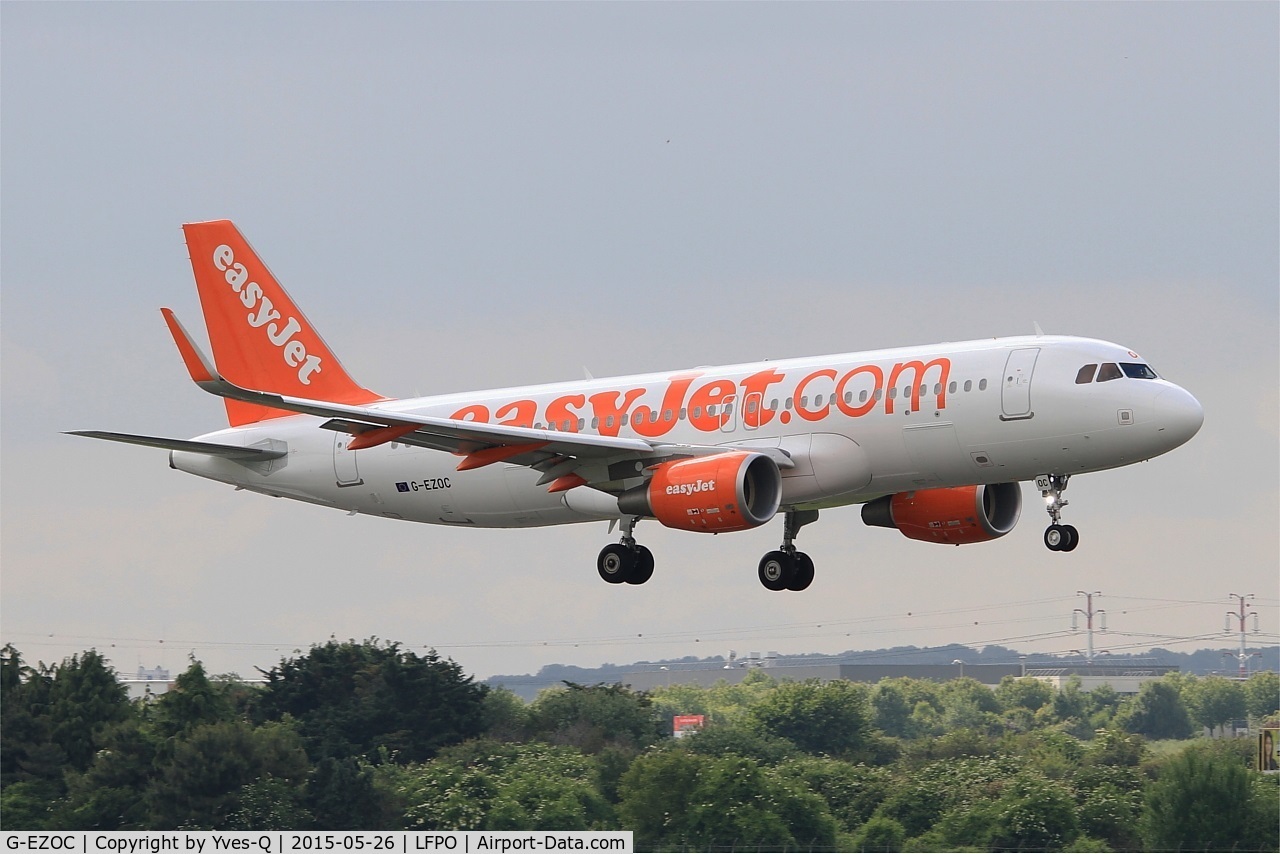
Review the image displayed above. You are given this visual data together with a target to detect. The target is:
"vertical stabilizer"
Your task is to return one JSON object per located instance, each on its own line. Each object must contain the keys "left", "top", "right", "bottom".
{"left": 181, "top": 220, "right": 381, "bottom": 425}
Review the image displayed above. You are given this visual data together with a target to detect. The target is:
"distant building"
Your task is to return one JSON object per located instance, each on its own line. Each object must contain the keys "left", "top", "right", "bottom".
{"left": 1027, "top": 664, "right": 1180, "bottom": 694}
{"left": 120, "top": 665, "right": 172, "bottom": 700}
{"left": 625, "top": 661, "right": 1177, "bottom": 694}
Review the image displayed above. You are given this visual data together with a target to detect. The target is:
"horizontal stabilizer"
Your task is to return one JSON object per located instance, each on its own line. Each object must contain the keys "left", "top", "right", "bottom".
{"left": 66, "top": 431, "right": 287, "bottom": 461}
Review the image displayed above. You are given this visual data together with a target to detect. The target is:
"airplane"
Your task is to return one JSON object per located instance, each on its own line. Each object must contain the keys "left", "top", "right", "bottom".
{"left": 71, "top": 220, "right": 1204, "bottom": 591}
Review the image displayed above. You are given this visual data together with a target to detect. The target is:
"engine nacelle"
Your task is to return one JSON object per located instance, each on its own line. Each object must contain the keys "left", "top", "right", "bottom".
{"left": 861, "top": 482, "right": 1022, "bottom": 545}
{"left": 619, "top": 451, "right": 781, "bottom": 533}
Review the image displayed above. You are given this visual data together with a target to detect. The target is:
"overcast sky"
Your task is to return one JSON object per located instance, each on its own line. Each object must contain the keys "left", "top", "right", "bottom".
{"left": 3, "top": 2, "right": 1276, "bottom": 682}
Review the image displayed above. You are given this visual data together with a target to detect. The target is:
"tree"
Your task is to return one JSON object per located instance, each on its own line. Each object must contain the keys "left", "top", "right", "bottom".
{"left": 255, "top": 639, "right": 487, "bottom": 764}
{"left": 773, "top": 756, "right": 890, "bottom": 834}
{"left": 397, "top": 742, "right": 612, "bottom": 832}
{"left": 147, "top": 720, "right": 310, "bottom": 829}
{"left": 749, "top": 679, "right": 872, "bottom": 757}
{"left": 850, "top": 815, "right": 906, "bottom": 852}
{"left": 1141, "top": 744, "right": 1258, "bottom": 850}
{"left": 526, "top": 683, "right": 663, "bottom": 752}
{"left": 988, "top": 774, "right": 1080, "bottom": 850}
{"left": 305, "top": 757, "right": 388, "bottom": 830}
{"left": 151, "top": 657, "right": 234, "bottom": 739}
{"left": 995, "top": 675, "right": 1054, "bottom": 713}
{"left": 1116, "top": 679, "right": 1193, "bottom": 740}
{"left": 1182, "top": 675, "right": 1246, "bottom": 734}
{"left": 1243, "top": 670, "right": 1279, "bottom": 720}
{"left": 1, "top": 645, "right": 58, "bottom": 788}
{"left": 46, "top": 650, "right": 131, "bottom": 772}
{"left": 617, "top": 749, "right": 836, "bottom": 850}
{"left": 681, "top": 720, "right": 798, "bottom": 765}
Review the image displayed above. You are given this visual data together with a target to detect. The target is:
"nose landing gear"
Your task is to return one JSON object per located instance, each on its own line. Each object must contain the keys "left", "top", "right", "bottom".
{"left": 1037, "top": 474, "right": 1079, "bottom": 552}
{"left": 758, "top": 509, "right": 819, "bottom": 591}
{"left": 597, "top": 517, "right": 655, "bottom": 584}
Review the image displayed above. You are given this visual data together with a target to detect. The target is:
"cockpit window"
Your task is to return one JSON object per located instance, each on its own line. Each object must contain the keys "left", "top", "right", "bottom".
{"left": 1120, "top": 363, "right": 1158, "bottom": 379}
{"left": 1075, "top": 364, "right": 1098, "bottom": 384}
{"left": 1096, "top": 363, "right": 1123, "bottom": 382}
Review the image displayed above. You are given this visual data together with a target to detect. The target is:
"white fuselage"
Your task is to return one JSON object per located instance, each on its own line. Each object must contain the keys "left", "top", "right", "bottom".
{"left": 171, "top": 335, "right": 1203, "bottom": 528}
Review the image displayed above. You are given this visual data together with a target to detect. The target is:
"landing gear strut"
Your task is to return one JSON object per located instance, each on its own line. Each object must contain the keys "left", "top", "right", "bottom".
{"left": 758, "top": 510, "right": 819, "bottom": 591}
{"left": 597, "top": 517, "right": 654, "bottom": 585}
{"left": 1037, "top": 474, "right": 1079, "bottom": 552}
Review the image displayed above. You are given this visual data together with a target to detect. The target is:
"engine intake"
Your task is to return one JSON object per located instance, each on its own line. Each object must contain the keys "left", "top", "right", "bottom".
{"left": 861, "top": 482, "right": 1022, "bottom": 545}
{"left": 619, "top": 451, "right": 781, "bottom": 533}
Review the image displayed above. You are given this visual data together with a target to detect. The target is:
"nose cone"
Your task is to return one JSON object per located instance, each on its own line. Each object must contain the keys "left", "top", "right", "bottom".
{"left": 1151, "top": 385, "right": 1204, "bottom": 452}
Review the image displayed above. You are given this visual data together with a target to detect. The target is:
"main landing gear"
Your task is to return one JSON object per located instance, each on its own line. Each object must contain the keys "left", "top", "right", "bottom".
{"left": 758, "top": 510, "right": 819, "bottom": 592}
{"left": 1037, "top": 474, "right": 1079, "bottom": 552}
{"left": 597, "top": 517, "right": 654, "bottom": 585}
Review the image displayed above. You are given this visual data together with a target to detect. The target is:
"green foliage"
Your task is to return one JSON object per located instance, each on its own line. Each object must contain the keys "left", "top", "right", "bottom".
{"left": 617, "top": 748, "right": 836, "bottom": 851}
{"left": 680, "top": 720, "right": 799, "bottom": 765}
{"left": 1243, "top": 670, "right": 1279, "bottom": 719}
{"left": 1116, "top": 679, "right": 1194, "bottom": 739}
{"left": 1084, "top": 727, "right": 1148, "bottom": 766}
{"left": 773, "top": 756, "right": 890, "bottom": 833}
{"left": 995, "top": 675, "right": 1054, "bottom": 712}
{"left": 749, "top": 678, "right": 872, "bottom": 757}
{"left": 46, "top": 650, "right": 132, "bottom": 772}
{"left": 147, "top": 720, "right": 310, "bottom": 829}
{"left": 1182, "top": 675, "right": 1248, "bottom": 733}
{"left": 850, "top": 814, "right": 906, "bottom": 852}
{"left": 305, "top": 757, "right": 388, "bottom": 830}
{"left": 526, "top": 682, "right": 663, "bottom": 752}
{"left": 255, "top": 639, "right": 488, "bottom": 764}
{"left": 5, "top": 639, "right": 1275, "bottom": 840}
{"left": 1141, "top": 742, "right": 1263, "bottom": 850}
{"left": 987, "top": 773, "right": 1080, "bottom": 850}
{"left": 397, "top": 741, "right": 613, "bottom": 832}
{"left": 151, "top": 658, "right": 234, "bottom": 739}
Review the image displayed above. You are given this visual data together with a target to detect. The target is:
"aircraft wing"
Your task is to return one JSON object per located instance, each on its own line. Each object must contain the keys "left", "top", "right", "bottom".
{"left": 160, "top": 309, "right": 794, "bottom": 486}
{"left": 161, "top": 308, "right": 654, "bottom": 462}
{"left": 65, "top": 430, "right": 287, "bottom": 460}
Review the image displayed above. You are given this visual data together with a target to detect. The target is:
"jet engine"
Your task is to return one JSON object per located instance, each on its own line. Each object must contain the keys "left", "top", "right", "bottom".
{"left": 619, "top": 451, "right": 781, "bottom": 533}
{"left": 861, "top": 482, "right": 1022, "bottom": 545}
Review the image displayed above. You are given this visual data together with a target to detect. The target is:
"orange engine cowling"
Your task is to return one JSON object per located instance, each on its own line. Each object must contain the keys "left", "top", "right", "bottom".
{"left": 618, "top": 451, "right": 782, "bottom": 533}
{"left": 861, "top": 483, "right": 1022, "bottom": 545}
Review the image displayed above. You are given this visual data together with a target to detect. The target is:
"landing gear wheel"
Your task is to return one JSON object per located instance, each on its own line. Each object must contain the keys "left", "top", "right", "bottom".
{"left": 626, "top": 546, "right": 654, "bottom": 585}
{"left": 1044, "top": 525, "right": 1071, "bottom": 552}
{"left": 758, "top": 550, "right": 794, "bottom": 591}
{"left": 787, "top": 552, "right": 815, "bottom": 591}
{"left": 597, "top": 543, "right": 635, "bottom": 583}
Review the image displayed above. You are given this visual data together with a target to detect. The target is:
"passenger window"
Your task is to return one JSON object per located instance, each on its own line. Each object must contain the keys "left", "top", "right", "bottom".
{"left": 663, "top": 409, "right": 673, "bottom": 422}
{"left": 692, "top": 406, "right": 702, "bottom": 418}
{"left": 785, "top": 397, "right": 794, "bottom": 409}
{"left": 591, "top": 417, "right": 598, "bottom": 429}
{"left": 605, "top": 415, "right": 615, "bottom": 428}
{"left": 964, "top": 380, "right": 973, "bottom": 392}
{"left": 874, "top": 389, "right": 883, "bottom": 400}
{"left": 814, "top": 394, "right": 823, "bottom": 407}
{"left": 889, "top": 388, "right": 898, "bottom": 399}
{"left": 1076, "top": 364, "right": 1098, "bottom": 384}
{"left": 746, "top": 400, "right": 758, "bottom": 413}
{"left": 859, "top": 390, "right": 868, "bottom": 403}
{"left": 577, "top": 418, "right": 585, "bottom": 431}
{"left": 1120, "top": 363, "right": 1158, "bottom": 379}
{"left": 949, "top": 382, "right": 957, "bottom": 394}
{"left": 1097, "top": 363, "right": 1123, "bottom": 382}
{"left": 979, "top": 379, "right": 988, "bottom": 391}
{"left": 800, "top": 396, "right": 809, "bottom": 408}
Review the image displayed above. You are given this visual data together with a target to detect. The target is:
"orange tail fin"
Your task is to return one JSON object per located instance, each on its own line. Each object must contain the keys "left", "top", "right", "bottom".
{"left": 181, "top": 220, "right": 381, "bottom": 426}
